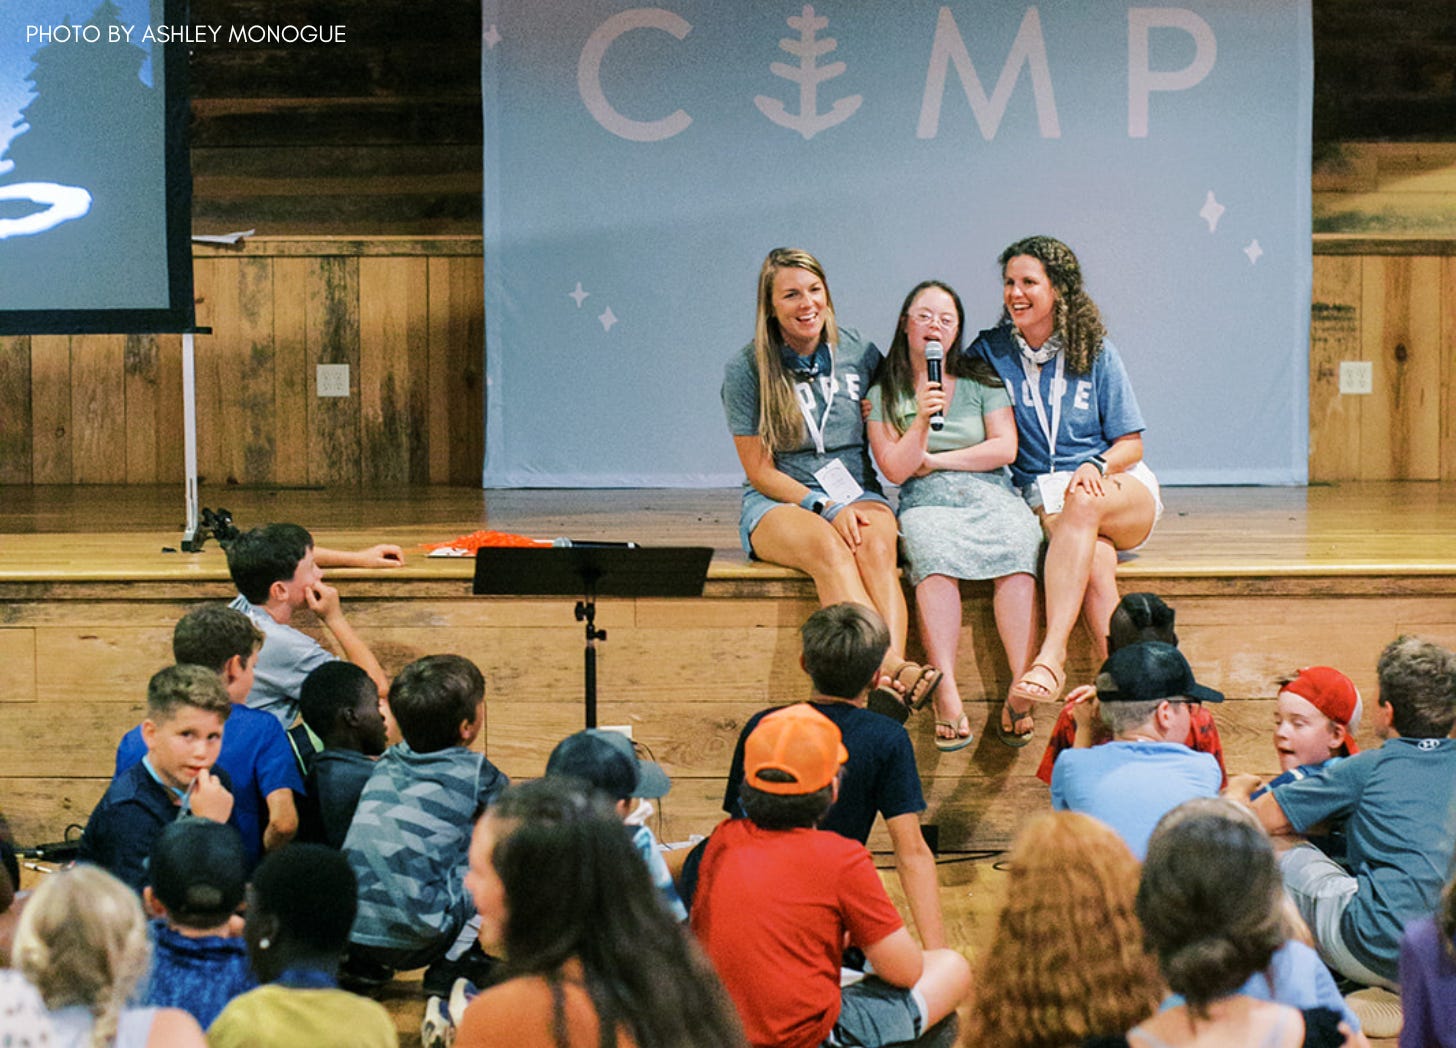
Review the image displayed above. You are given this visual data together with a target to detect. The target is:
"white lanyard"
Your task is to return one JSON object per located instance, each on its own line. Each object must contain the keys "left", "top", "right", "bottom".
{"left": 1020, "top": 351, "right": 1065, "bottom": 470}
{"left": 793, "top": 352, "right": 838, "bottom": 456}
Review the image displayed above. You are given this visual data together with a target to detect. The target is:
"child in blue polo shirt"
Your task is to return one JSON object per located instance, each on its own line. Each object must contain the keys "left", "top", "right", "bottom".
{"left": 81, "top": 665, "right": 235, "bottom": 894}
{"left": 115, "top": 605, "right": 303, "bottom": 870}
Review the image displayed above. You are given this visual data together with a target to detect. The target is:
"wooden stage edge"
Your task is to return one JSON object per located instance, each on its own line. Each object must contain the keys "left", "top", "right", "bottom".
{"left": 2, "top": 482, "right": 1455, "bottom": 852}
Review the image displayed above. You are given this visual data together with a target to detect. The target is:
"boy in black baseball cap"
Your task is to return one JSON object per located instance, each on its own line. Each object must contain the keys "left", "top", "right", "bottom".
{"left": 141, "top": 820, "right": 256, "bottom": 1028}
{"left": 1049, "top": 641, "right": 1224, "bottom": 859}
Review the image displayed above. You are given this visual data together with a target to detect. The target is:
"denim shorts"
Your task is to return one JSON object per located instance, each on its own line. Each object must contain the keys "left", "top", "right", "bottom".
{"left": 738, "top": 486, "right": 893, "bottom": 556}
{"left": 824, "top": 974, "right": 925, "bottom": 1047}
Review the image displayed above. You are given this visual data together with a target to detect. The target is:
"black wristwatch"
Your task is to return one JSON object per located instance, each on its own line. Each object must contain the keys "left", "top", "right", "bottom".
{"left": 811, "top": 497, "right": 831, "bottom": 515}
{"left": 1088, "top": 454, "right": 1109, "bottom": 475}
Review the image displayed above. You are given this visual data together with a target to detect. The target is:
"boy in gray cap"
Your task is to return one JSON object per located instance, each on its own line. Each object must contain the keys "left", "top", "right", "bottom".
{"left": 545, "top": 729, "right": 685, "bottom": 921}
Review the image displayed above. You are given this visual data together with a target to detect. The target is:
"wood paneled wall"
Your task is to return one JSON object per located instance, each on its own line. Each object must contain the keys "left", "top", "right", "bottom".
{"left": 179, "top": 1, "right": 1453, "bottom": 237}
{"left": 1310, "top": 237, "right": 1456, "bottom": 482}
{"left": 4, "top": 572, "right": 1454, "bottom": 851}
{"left": 188, "top": 0, "right": 481, "bottom": 237}
{"left": 6, "top": 236, "right": 1456, "bottom": 488}
{"left": 1312, "top": 3, "right": 1456, "bottom": 148}
{"left": 1315, "top": 143, "right": 1456, "bottom": 234}
{"left": 0, "top": 238, "right": 483, "bottom": 487}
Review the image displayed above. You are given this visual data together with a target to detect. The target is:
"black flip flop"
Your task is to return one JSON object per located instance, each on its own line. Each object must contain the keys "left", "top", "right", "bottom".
{"left": 996, "top": 699, "right": 1035, "bottom": 748}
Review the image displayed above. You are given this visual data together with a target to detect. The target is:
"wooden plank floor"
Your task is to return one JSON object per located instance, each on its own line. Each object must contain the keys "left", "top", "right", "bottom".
{"left": 3, "top": 480, "right": 1456, "bottom": 579}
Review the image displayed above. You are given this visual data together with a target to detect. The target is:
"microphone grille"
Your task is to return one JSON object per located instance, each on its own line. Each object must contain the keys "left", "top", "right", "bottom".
{"left": 924, "top": 340, "right": 944, "bottom": 360}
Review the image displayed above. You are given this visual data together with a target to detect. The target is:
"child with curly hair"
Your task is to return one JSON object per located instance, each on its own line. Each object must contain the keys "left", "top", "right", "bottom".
{"left": 963, "top": 811, "right": 1164, "bottom": 1046}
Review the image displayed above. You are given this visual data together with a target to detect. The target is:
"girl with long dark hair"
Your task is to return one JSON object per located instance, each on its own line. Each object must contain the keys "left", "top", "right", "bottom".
{"left": 867, "top": 279, "right": 1042, "bottom": 749}
{"left": 456, "top": 778, "right": 746, "bottom": 1048}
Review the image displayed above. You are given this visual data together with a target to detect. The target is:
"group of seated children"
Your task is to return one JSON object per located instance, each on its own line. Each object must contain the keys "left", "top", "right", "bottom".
{"left": 86, "top": 520, "right": 401, "bottom": 899}
{"left": 9, "top": 836, "right": 399, "bottom": 1046}
{"left": 35, "top": 519, "right": 1456, "bottom": 1047}
{"left": 1039, "top": 597, "right": 1456, "bottom": 1042}
{"left": 59, "top": 523, "right": 509, "bottom": 1038}
{"left": 1241, "top": 635, "right": 1456, "bottom": 1025}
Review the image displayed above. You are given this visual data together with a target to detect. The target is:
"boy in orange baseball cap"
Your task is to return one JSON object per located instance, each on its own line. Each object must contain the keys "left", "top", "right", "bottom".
{"left": 691, "top": 704, "right": 969, "bottom": 1048}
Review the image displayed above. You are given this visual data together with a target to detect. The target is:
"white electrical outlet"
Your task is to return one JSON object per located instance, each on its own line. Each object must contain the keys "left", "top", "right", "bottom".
{"left": 1338, "top": 361, "right": 1372, "bottom": 396}
{"left": 599, "top": 724, "right": 633, "bottom": 740}
{"left": 316, "top": 363, "right": 350, "bottom": 397}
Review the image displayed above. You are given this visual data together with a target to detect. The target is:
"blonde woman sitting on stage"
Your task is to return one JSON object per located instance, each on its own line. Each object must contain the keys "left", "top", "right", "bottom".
{"left": 723, "top": 246, "right": 941, "bottom": 712}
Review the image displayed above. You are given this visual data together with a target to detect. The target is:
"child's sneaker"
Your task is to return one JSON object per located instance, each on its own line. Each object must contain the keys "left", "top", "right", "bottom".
{"left": 422, "top": 941, "right": 498, "bottom": 998}
{"left": 448, "top": 977, "right": 479, "bottom": 1026}
{"left": 421, "top": 995, "right": 455, "bottom": 1048}
{"left": 1343, "top": 987, "right": 1401, "bottom": 1039}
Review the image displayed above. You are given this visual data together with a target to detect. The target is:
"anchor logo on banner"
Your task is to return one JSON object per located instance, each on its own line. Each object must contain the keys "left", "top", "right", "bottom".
{"left": 754, "top": 5, "right": 861, "bottom": 140}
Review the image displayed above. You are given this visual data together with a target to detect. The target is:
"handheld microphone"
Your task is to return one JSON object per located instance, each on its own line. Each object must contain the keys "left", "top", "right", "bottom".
{"left": 924, "top": 340, "right": 944, "bottom": 432}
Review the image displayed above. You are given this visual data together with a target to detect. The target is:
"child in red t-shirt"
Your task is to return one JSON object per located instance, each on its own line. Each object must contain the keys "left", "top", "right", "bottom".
{"left": 692, "top": 704, "right": 970, "bottom": 1048}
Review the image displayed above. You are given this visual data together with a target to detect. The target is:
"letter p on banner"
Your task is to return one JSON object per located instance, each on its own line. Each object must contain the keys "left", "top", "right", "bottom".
{"left": 1127, "top": 7, "right": 1216, "bottom": 138}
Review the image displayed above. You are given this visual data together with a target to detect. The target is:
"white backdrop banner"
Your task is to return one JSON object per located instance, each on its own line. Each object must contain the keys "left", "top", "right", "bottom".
{"left": 482, "top": 1, "right": 1311, "bottom": 487}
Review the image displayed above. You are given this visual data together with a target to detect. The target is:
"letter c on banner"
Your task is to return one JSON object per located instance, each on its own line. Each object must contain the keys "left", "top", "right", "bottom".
{"left": 1127, "top": 7, "right": 1216, "bottom": 138}
{"left": 579, "top": 8, "right": 693, "bottom": 142}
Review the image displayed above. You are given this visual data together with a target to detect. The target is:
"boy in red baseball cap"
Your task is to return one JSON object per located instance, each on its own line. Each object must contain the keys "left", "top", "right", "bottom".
{"left": 1230, "top": 666, "right": 1361, "bottom": 798}
{"left": 1230, "top": 666, "right": 1362, "bottom": 858}
{"left": 1272, "top": 665, "right": 1362, "bottom": 773}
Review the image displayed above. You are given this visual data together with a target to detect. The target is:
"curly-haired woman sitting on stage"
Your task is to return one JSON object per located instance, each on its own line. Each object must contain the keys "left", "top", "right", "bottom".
{"left": 967, "top": 235, "right": 1162, "bottom": 743}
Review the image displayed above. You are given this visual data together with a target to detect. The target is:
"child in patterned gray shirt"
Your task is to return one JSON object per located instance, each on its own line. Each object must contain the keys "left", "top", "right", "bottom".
{"left": 342, "top": 655, "right": 508, "bottom": 994}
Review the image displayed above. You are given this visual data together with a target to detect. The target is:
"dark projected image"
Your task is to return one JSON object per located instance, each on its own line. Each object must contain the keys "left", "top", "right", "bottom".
{"left": 0, "top": 0, "right": 192, "bottom": 332}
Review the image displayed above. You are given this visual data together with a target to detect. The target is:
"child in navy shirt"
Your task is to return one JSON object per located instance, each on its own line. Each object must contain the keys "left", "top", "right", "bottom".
{"left": 295, "top": 662, "right": 388, "bottom": 849}
{"left": 81, "top": 665, "right": 235, "bottom": 894}
{"left": 116, "top": 605, "right": 303, "bottom": 869}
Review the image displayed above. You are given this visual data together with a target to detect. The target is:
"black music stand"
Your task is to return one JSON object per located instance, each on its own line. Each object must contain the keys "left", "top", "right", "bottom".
{"left": 472, "top": 546, "right": 713, "bottom": 728}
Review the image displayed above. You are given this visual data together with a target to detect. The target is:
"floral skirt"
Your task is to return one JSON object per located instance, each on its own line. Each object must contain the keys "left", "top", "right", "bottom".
{"left": 897, "top": 470, "right": 1043, "bottom": 587}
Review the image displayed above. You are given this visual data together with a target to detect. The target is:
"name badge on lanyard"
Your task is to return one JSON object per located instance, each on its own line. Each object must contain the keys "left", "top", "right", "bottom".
{"left": 794, "top": 356, "right": 864, "bottom": 504}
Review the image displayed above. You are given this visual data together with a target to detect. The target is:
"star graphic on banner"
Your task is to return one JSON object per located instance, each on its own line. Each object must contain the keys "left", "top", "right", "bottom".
{"left": 599, "top": 307, "right": 618, "bottom": 332}
{"left": 568, "top": 282, "right": 589, "bottom": 308}
{"left": 1243, "top": 239, "right": 1264, "bottom": 265}
{"left": 1199, "top": 190, "right": 1225, "bottom": 233}
{"left": 483, "top": 24, "right": 502, "bottom": 49}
